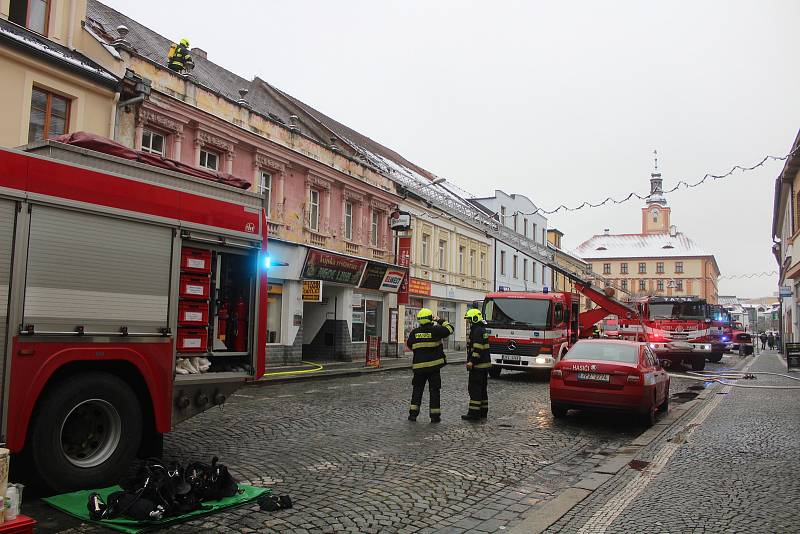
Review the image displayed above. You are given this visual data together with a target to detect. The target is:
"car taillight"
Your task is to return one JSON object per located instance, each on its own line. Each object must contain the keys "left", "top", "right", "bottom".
{"left": 552, "top": 369, "right": 563, "bottom": 378}
{"left": 626, "top": 374, "right": 641, "bottom": 384}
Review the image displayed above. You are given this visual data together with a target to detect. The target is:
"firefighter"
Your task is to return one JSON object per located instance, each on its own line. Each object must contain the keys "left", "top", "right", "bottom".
{"left": 462, "top": 308, "right": 491, "bottom": 421}
{"left": 167, "top": 38, "right": 194, "bottom": 73}
{"left": 592, "top": 324, "right": 601, "bottom": 338}
{"left": 406, "top": 308, "right": 453, "bottom": 423}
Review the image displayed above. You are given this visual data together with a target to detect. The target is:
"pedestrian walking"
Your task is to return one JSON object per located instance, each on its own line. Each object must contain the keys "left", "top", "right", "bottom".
{"left": 462, "top": 308, "right": 491, "bottom": 421}
{"left": 767, "top": 332, "right": 775, "bottom": 350}
{"left": 406, "top": 309, "right": 454, "bottom": 423}
{"left": 167, "top": 38, "right": 194, "bottom": 73}
{"left": 759, "top": 331, "right": 768, "bottom": 350}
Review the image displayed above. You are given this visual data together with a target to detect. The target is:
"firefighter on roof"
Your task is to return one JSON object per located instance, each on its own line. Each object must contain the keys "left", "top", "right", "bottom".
{"left": 406, "top": 308, "right": 453, "bottom": 423}
{"left": 462, "top": 308, "right": 491, "bottom": 421}
{"left": 167, "top": 38, "right": 194, "bottom": 73}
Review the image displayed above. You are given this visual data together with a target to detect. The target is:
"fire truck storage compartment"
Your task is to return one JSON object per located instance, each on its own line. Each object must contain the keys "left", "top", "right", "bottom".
{"left": 178, "top": 300, "right": 210, "bottom": 326}
{"left": 180, "top": 247, "right": 212, "bottom": 274}
{"left": 22, "top": 204, "right": 171, "bottom": 335}
{"left": 179, "top": 274, "right": 211, "bottom": 300}
{"left": 175, "top": 241, "right": 257, "bottom": 375}
{"left": 0, "top": 199, "right": 16, "bottom": 424}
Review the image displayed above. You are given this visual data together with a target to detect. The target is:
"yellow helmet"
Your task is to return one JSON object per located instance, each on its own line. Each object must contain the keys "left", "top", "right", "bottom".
{"left": 180, "top": 38, "right": 190, "bottom": 47}
{"left": 417, "top": 308, "right": 433, "bottom": 323}
{"left": 464, "top": 308, "right": 483, "bottom": 323}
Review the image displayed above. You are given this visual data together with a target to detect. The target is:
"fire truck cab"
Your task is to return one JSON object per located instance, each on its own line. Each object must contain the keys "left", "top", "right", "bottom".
{"left": 482, "top": 291, "right": 581, "bottom": 377}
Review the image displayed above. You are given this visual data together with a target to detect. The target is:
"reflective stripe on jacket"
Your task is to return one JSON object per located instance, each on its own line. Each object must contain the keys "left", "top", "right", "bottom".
{"left": 168, "top": 44, "right": 192, "bottom": 69}
{"left": 407, "top": 320, "right": 453, "bottom": 370}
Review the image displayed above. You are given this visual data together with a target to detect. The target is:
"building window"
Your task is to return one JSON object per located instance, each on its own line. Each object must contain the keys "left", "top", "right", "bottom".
{"left": 621, "top": 279, "right": 628, "bottom": 290}
{"left": 267, "top": 284, "right": 283, "bottom": 343}
{"left": 513, "top": 213, "right": 518, "bottom": 233}
{"left": 638, "top": 262, "right": 647, "bottom": 274}
{"left": 438, "top": 239, "right": 447, "bottom": 270}
{"left": 657, "top": 280, "right": 664, "bottom": 291}
{"left": 500, "top": 206, "right": 507, "bottom": 226}
{"left": 500, "top": 250, "right": 506, "bottom": 276}
{"left": 10, "top": 0, "right": 50, "bottom": 35}
{"left": 199, "top": 149, "right": 219, "bottom": 171}
{"left": 523, "top": 258, "right": 528, "bottom": 280}
{"left": 352, "top": 295, "right": 381, "bottom": 343}
{"left": 523, "top": 218, "right": 528, "bottom": 237}
{"left": 542, "top": 228, "right": 546, "bottom": 244}
{"left": 621, "top": 263, "right": 628, "bottom": 274}
{"left": 480, "top": 252, "right": 486, "bottom": 278}
{"left": 588, "top": 263, "right": 593, "bottom": 273}
{"left": 513, "top": 255, "right": 518, "bottom": 279}
{"left": 259, "top": 171, "right": 272, "bottom": 218}
{"left": 532, "top": 223, "right": 538, "bottom": 243}
{"left": 533, "top": 261, "right": 537, "bottom": 283}
{"left": 603, "top": 263, "right": 611, "bottom": 275}
{"left": 639, "top": 280, "right": 646, "bottom": 291}
{"left": 141, "top": 129, "right": 166, "bottom": 156}
{"left": 28, "top": 87, "right": 69, "bottom": 142}
{"left": 656, "top": 262, "right": 664, "bottom": 274}
{"left": 344, "top": 201, "right": 353, "bottom": 241}
{"left": 308, "top": 189, "right": 320, "bottom": 231}
{"left": 421, "top": 234, "right": 431, "bottom": 266}
{"left": 459, "top": 246, "right": 465, "bottom": 274}
{"left": 676, "top": 279, "right": 684, "bottom": 291}
{"left": 469, "top": 250, "right": 476, "bottom": 276}
{"left": 675, "top": 261, "right": 684, "bottom": 274}
{"left": 370, "top": 210, "right": 380, "bottom": 246}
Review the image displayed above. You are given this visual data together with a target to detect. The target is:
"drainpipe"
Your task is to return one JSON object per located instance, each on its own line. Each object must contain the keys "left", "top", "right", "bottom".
{"left": 117, "top": 94, "right": 146, "bottom": 109}
{"left": 109, "top": 91, "right": 120, "bottom": 139}
{"left": 493, "top": 239, "right": 497, "bottom": 291}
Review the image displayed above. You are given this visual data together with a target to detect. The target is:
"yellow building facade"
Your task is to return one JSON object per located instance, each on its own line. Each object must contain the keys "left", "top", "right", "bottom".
{"left": 0, "top": 0, "right": 119, "bottom": 148}
{"left": 574, "top": 169, "right": 720, "bottom": 304}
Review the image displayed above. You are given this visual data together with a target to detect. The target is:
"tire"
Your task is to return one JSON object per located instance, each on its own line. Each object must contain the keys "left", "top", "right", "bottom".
{"left": 29, "top": 372, "right": 143, "bottom": 493}
{"left": 551, "top": 402, "right": 568, "bottom": 419}
{"left": 708, "top": 352, "right": 723, "bottom": 363}
{"left": 657, "top": 385, "right": 670, "bottom": 413}
{"left": 745, "top": 345, "right": 754, "bottom": 356}
{"left": 739, "top": 344, "right": 746, "bottom": 357}
{"left": 691, "top": 357, "right": 705, "bottom": 371}
{"left": 641, "top": 403, "right": 656, "bottom": 427}
{"left": 488, "top": 366, "right": 502, "bottom": 379}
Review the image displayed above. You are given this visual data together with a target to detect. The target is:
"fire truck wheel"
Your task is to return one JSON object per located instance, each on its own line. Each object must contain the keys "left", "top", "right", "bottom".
{"left": 708, "top": 353, "right": 723, "bottom": 363}
{"left": 690, "top": 357, "right": 705, "bottom": 371}
{"left": 488, "top": 366, "right": 502, "bottom": 379}
{"left": 29, "top": 372, "right": 142, "bottom": 493}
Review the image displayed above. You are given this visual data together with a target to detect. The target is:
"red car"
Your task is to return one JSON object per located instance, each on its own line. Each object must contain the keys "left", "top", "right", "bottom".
{"left": 550, "top": 339, "right": 670, "bottom": 426}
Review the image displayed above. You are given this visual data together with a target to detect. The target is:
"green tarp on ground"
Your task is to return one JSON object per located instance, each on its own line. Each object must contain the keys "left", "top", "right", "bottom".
{"left": 42, "top": 484, "right": 270, "bottom": 534}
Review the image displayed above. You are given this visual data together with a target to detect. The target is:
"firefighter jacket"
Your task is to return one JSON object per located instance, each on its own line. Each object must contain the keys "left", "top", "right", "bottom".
{"left": 467, "top": 321, "right": 492, "bottom": 369}
{"left": 168, "top": 44, "right": 192, "bottom": 71}
{"left": 406, "top": 319, "right": 454, "bottom": 371}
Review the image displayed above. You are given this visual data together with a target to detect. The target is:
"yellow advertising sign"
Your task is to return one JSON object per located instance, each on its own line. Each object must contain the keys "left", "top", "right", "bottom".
{"left": 302, "top": 280, "right": 323, "bottom": 302}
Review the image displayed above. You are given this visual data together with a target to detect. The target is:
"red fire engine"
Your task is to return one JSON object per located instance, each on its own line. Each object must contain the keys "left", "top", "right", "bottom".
{"left": 483, "top": 269, "right": 638, "bottom": 378}
{"left": 619, "top": 296, "right": 712, "bottom": 370}
{"left": 0, "top": 141, "right": 268, "bottom": 491}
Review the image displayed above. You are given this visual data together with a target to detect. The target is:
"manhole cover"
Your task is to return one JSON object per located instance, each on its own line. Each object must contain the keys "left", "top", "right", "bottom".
{"left": 628, "top": 460, "right": 650, "bottom": 471}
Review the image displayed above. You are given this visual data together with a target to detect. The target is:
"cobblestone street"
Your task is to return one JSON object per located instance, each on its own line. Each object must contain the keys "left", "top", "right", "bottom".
{"left": 545, "top": 349, "right": 800, "bottom": 534}
{"left": 29, "top": 356, "right": 738, "bottom": 534}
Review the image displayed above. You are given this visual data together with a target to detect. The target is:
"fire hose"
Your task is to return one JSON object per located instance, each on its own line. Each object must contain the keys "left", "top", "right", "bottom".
{"left": 667, "top": 369, "right": 800, "bottom": 389}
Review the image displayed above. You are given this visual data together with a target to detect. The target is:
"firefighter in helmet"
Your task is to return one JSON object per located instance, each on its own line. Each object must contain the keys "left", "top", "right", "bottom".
{"left": 406, "top": 308, "right": 453, "bottom": 422}
{"left": 167, "top": 38, "right": 194, "bottom": 73}
{"left": 462, "top": 308, "right": 491, "bottom": 421}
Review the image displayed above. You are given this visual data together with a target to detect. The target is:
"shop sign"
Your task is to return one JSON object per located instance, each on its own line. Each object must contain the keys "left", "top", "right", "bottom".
{"left": 381, "top": 268, "right": 406, "bottom": 292}
{"left": 268, "top": 283, "right": 283, "bottom": 294}
{"left": 302, "top": 280, "right": 323, "bottom": 302}
{"left": 302, "top": 249, "right": 367, "bottom": 285}
{"left": 786, "top": 342, "right": 800, "bottom": 370}
{"left": 409, "top": 278, "right": 432, "bottom": 296}
{"left": 360, "top": 262, "right": 390, "bottom": 290}
{"left": 397, "top": 236, "right": 412, "bottom": 305}
{"left": 779, "top": 286, "right": 792, "bottom": 298}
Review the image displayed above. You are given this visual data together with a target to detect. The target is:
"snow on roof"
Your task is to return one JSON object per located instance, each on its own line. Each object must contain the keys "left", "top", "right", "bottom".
{"left": 718, "top": 295, "right": 741, "bottom": 306}
{"left": 0, "top": 19, "right": 116, "bottom": 82}
{"left": 573, "top": 231, "right": 712, "bottom": 259}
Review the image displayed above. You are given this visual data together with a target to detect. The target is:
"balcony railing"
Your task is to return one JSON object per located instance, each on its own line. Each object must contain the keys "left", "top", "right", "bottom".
{"left": 371, "top": 248, "right": 386, "bottom": 260}
{"left": 308, "top": 232, "right": 327, "bottom": 248}
{"left": 267, "top": 221, "right": 282, "bottom": 235}
{"left": 345, "top": 242, "right": 360, "bottom": 255}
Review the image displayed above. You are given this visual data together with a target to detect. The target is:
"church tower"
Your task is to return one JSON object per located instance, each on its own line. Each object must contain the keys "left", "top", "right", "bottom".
{"left": 642, "top": 150, "right": 671, "bottom": 234}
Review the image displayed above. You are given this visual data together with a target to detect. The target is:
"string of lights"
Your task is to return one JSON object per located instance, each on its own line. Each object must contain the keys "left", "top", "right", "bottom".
{"left": 719, "top": 271, "right": 777, "bottom": 280}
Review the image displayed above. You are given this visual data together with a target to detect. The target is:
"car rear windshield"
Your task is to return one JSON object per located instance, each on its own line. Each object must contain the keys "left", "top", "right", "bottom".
{"left": 564, "top": 342, "right": 639, "bottom": 363}
{"left": 484, "top": 298, "right": 551, "bottom": 329}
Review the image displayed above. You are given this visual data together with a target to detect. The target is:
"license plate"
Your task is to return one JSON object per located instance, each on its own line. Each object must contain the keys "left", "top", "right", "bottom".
{"left": 577, "top": 372, "right": 610, "bottom": 382}
{"left": 504, "top": 354, "right": 521, "bottom": 362}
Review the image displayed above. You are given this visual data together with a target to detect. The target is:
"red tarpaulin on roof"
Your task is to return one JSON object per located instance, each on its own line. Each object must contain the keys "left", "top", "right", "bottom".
{"left": 50, "top": 132, "right": 252, "bottom": 190}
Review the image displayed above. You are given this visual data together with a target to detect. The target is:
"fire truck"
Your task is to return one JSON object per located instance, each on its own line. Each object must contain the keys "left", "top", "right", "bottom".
{"left": 483, "top": 269, "right": 638, "bottom": 378}
{"left": 619, "top": 296, "right": 712, "bottom": 370}
{"left": 0, "top": 140, "right": 268, "bottom": 491}
{"left": 709, "top": 304, "right": 732, "bottom": 362}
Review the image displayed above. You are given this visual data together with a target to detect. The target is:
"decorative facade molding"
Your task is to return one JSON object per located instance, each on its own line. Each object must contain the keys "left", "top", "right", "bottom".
{"left": 254, "top": 152, "right": 287, "bottom": 173}
{"left": 196, "top": 130, "right": 234, "bottom": 154}
{"left": 370, "top": 198, "right": 390, "bottom": 211}
{"left": 306, "top": 174, "right": 332, "bottom": 191}
{"left": 343, "top": 189, "right": 365, "bottom": 202}
{"left": 137, "top": 108, "right": 184, "bottom": 134}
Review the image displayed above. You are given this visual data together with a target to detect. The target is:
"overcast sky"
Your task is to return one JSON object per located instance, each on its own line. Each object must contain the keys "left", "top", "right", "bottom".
{"left": 104, "top": 0, "right": 800, "bottom": 298}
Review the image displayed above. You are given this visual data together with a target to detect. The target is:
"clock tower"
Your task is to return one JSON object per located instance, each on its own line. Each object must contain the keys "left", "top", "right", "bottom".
{"left": 642, "top": 151, "right": 671, "bottom": 234}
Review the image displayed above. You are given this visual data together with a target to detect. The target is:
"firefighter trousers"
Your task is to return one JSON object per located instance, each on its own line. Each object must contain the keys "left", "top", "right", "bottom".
{"left": 467, "top": 369, "right": 489, "bottom": 417}
{"left": 410, "top": 369, "right": 441, "bottom": 416}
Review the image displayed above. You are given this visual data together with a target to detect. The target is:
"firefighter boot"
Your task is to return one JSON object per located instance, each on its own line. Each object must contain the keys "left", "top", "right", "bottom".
{"left": 408, "top": 404, "right": 419, "bottom": 422}
{"left": 462, "top": 400, "right": 482, "bottom": 421}
{"left": 430, "top": 408, "right": 441, "bottom": 423}
{"left": 480, "top": 400, "right": 489, "bottom": 419}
